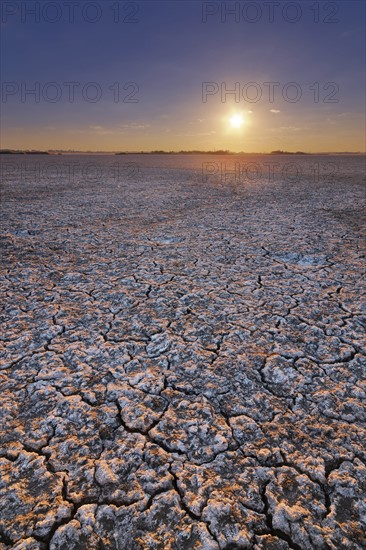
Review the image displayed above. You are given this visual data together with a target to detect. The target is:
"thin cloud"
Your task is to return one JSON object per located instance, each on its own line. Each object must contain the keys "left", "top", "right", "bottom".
{"left": 86, "top": 123, "right": 151, "bottom": 135}
{"left": 120, "top": 123, "right": 151, "bottom": 130}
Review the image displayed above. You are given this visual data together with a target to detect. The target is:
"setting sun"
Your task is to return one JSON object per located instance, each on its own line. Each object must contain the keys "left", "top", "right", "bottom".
{"left": 229, "top": 114, "right": 245, "bottom": 129}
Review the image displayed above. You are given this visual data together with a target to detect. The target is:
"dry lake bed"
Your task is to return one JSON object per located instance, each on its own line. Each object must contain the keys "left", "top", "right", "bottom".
{"left": 1, "top": 154, "right": 365, "bottom": 549}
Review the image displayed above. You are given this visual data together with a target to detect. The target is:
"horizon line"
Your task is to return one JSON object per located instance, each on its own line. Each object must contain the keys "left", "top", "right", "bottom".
{"left": 1, "top": 149, "right": 365, "bottom": 155}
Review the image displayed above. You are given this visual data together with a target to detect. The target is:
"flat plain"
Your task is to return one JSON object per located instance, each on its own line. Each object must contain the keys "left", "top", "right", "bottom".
{"left": 1, "top": 154, "right": 365, "bottom": 549}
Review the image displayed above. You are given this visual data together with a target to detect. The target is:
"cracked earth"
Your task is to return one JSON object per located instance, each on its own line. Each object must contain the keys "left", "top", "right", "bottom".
{"left": 0, "top": 154, "right": 365, "bottom": 549}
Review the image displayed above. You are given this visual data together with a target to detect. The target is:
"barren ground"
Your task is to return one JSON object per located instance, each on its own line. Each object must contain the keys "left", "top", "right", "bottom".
{"left": 1, "top": 155, "right": 365, "bottom": 549}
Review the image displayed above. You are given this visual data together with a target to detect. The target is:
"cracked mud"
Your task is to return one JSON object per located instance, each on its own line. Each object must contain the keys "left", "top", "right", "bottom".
{"left": 0, "top": 155, "right": 365, "bottom": 549}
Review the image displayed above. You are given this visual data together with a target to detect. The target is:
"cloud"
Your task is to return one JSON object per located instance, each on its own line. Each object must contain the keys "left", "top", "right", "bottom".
{"left": 269, "top": 126, "right": 302, "bottom": 133}
{"left": 88, "top": 125, "right": 115, "bottom": 135}
{"left": 86, "top": 123, "right": 150, "bottom": 135}
{"left": 270, "top": 109, "right": 281, "bottom": 114}
{"left": 279, "top": 126, "right": 301, "bottom": 132}
{"left": 120, "top": 123, "right": 151, "bottom": 130}
{"left": 177, "top": 131, "right": 216, "bottom": 137}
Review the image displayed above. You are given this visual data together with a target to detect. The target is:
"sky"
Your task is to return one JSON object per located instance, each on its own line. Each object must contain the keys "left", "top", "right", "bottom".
{"left": 1, "top": 0, "right": 365, "bottom": 152}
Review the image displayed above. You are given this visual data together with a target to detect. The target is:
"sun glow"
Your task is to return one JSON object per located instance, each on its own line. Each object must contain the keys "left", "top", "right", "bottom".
{"left": 229, "top": 114, "right": 245, "bottom": 128}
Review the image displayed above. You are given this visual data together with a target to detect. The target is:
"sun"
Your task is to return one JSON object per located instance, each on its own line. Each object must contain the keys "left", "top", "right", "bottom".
{"left": 229, "top": 114, "right": 245, "bottom": 128}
